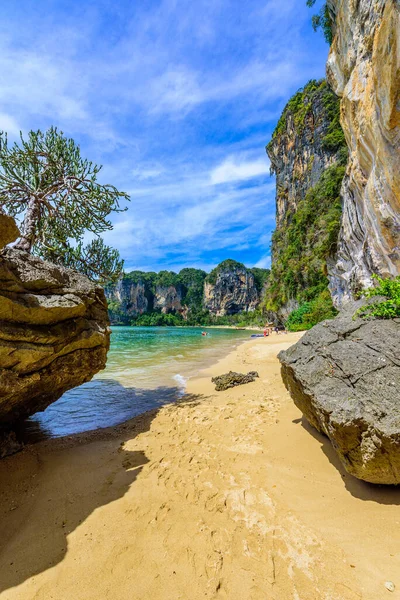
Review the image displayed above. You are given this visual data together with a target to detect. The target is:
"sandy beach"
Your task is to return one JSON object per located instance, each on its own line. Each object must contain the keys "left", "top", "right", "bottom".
{"left": 0, "top": 333, "right": 399, "bottom": 600}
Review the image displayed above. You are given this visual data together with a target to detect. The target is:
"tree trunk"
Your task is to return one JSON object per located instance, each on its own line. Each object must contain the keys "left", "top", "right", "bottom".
{"left": 14, "top": 196, "right": 40, "bottom": 253}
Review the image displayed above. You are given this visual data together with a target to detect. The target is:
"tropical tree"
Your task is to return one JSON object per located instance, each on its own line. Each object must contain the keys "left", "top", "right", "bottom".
{"left": 306, "top": 1, "right": 334, "bottom": 44}
{"left": 0, "top": 127, "right": 129, "bottom": 283}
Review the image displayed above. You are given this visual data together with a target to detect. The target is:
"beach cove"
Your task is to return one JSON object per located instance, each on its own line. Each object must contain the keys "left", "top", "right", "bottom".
{"left": 1, "top": 333, "right": 399, "bottom": 600}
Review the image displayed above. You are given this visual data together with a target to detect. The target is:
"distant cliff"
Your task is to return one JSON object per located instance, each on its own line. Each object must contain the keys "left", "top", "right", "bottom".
{"left": 106, "top": 261, "right": 269, "bottom": 324}
{"left": 326, "top": 0, "right": 400, "bottom": 306}
{"left": 265, "top": 79, "right": 347, "bottom": 322}
{"left": 204, "top": 260, "right": 261, "bottom": 317}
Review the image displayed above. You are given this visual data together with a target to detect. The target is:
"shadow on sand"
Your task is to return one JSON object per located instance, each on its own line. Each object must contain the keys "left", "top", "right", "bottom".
{"left": 0, "top": 382, "right": 204, "bottom": 593}
{"left": 295, "top": 416, "right": 400, "bottom": 505}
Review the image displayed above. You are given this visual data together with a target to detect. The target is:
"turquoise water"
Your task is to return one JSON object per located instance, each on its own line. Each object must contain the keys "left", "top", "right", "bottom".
{"left": 25, "top": 327, "right": 251, "bottom": 439}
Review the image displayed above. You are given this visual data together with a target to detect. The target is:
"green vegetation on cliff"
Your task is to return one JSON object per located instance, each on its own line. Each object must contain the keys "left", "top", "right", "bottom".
{"left": 107, "top": 261, "right": 269, "bottom": 326}
{"left": 265, "top": 78, "right": 348, "bottom": 330}
{"left": 268, "top": 80, "right": 342, "bottom": 150}
{"left": 356, "top": 276, "right": 400, "bottom": 319}
{"left": 266, "top": 162, "right": 345, "bottom": 313}
{"left": 206, "top": 259, "right": 247, "bottom": 285}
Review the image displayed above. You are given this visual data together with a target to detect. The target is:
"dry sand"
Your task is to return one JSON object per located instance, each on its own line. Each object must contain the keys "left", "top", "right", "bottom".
{"left": 0, "top": 333, "right": 399, "bottom": 600}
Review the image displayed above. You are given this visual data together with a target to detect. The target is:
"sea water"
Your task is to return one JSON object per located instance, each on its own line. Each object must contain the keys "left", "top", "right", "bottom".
{"left": 24, "top": 326, "right": 251, "bottom": 439}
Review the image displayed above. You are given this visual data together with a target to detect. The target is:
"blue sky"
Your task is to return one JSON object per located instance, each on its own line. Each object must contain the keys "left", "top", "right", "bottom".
{"left": 0, "top": 0, "right": 328, "bottom": 273}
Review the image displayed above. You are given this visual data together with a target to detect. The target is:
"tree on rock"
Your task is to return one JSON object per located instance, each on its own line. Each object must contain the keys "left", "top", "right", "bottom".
{"left": 0, "top": 127, "right": 129, "bottom": 283}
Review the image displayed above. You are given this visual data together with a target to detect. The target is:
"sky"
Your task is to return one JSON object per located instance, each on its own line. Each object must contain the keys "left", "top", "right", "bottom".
{"left": 0, "top": 0, "right": 329, "bottom": 273}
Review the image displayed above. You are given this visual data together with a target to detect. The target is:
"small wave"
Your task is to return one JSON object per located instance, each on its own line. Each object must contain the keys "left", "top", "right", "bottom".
{"left": 175, "top": 354, "right": 184, "bottom": 359}
{"left": 173, "top": 373, "right": 187, "bottom": 396}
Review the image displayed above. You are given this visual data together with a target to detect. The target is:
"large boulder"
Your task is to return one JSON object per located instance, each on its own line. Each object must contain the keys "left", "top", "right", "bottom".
{"left": 0, "top": 244, "right": 110, "bottom": 446}
{"left": 279, "top": 300, "right": 400, "bottom": 484}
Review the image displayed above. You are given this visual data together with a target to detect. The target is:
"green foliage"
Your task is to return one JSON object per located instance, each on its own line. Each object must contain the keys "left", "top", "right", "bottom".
{"left": 250, "top": 268, "right": 270, "bottom": 293}
{"left": 206, "top": 259, "right": 247, "bottom": 285}
{"left": 125, "top": 271, "right": 157, "bottom": 287}
{"left": 286, "top": 290, "right": 338, "bottom": 331}
{"left": 268, "top": 80, "right": 346, "bottom": 162}
{"left": 186, "top": 308, "right": 267, "bottom": 328}
{"left": 107, "top": 299, "right": 128, "bottom": 324}
{"left": 108, "top": 261, "right": 269, "bottom": 327}
{"left": 355, "top": 275, "right": 400, "bottom": 319}
{"left": 266, "top": 163, "right": 345, "bottom": 312}
{"left": 306, "top": 1, "right": 334, "bottom": 44}
{"left": 129, "top": 308, "right": 268, "bottom": 328}
{"left": 155, "top": 270, "right": 180, "bottom": 288}
{"left": 179, "top": 268, "right": 207, "bottom": 310}
{"left": 269, "top": 80, "right": 322, "bottom": 144}
{"left": 321, "top": 88, "right": 346, "bottom": 153}
{"left": 41, "top": 237, "right": 123, "bottom": 284}
{"left": 0, "top": 127, "right": 128, "bottom": 284}
{"left": 131, "top": 311, "right": 184, "bottom": 327}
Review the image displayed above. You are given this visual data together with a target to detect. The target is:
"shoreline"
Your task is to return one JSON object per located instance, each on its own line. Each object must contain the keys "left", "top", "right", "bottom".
{"left": 0, "top": 334, "right": 399, "bottom": 599}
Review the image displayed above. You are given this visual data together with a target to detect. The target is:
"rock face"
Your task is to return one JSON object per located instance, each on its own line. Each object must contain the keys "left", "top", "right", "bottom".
{"left": 153, "top": 285, "right": 184, "bottom": 314}
{"left": 327, "top": 0, "right": 400, "bottom": 306}
{"left": 0, "top": 246, "right": 110, "bottom": 436}
{"left": 106, "top": 263, "right": 268, "bottom": 322}
{"left": 105, "top": 277, "right": 149, "bottom": 318}
{"left": 204, "top": 262, "right": 259, "bottom": 316}
{"left": 267, "top": 79, "right": 343, "bottom": 230}
{"left": 265, "top": 79, "right": 346, "bottom": 319}
{"left": 279, "top": 300, "right": 400, "bottom": 484}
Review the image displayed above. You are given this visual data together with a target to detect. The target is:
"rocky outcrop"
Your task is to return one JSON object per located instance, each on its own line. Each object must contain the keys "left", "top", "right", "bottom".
{"left": 267, "top": 79, "right": 344, "bottom": 230}
{"left": 153, "top": 285, "right": 184, "bottom": 314}
{"left": 279, "top": 300, "right": 400, "bottom": 484}
{"left": 265, "top": 80, "right": 347, "bottom": 316}
{"left": 204, "top": 261, "right": 259, "bottom": 316}
{"left": 106, "top": 263, "right": 268, "bottom": 322}
{"left": 327, "top": 0, "right": 400, "bottom": 306}
{"left": 105, "top": 277, "right": 149, "bottom": 319}
{"left": 0, "top": 234, "right": 110, "bottom": 447}
{"left": 212, "top": 371, "right": 259, "bottom": 392}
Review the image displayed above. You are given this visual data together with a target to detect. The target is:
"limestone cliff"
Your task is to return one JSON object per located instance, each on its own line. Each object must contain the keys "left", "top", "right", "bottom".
{"left": 0, "top": 221, "right": 110, "bottom": 452}
{"left": 204, "top": 260, "right": 260, "bottom": 317}
{"left": 105, "top": 271, "right": 188, "bottom": 322}
{"left": 265, "top": 79, "right": 347, "bottom": 320}
{"left": 267, "top": 79, "right": 344, "bottom": 230}
{"left": 153, "top": 285, "right": 184, "bottom": 314}
{"left": 106, "top": 262, "right": 268, "bottom": 322}
{"left": 326, "top": 0, "right": 400, "bottom": 306}
{"left": 105, "top": 276, "right": 150, "bottom": 320}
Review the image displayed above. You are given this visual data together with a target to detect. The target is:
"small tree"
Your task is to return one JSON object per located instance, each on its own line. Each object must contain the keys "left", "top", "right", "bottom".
{"left": 0, "top": 127, "right": 129, "bottom": 284}
{"left": 306, "top": 1, "right": 334, "bottom": 44}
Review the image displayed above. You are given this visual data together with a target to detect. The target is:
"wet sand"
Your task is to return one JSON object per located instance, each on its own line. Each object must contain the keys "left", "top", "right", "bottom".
{"left": 0, "top": 333, "right": 399, "bottom": 599}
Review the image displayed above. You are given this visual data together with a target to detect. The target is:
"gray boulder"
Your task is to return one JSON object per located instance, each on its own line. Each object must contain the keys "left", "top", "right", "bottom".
{"left": 279, "top": 299, "right": 400, "bottom": 484}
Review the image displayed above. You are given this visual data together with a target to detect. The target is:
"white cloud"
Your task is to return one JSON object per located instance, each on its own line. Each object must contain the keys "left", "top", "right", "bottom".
{"left": 0, "top": 112, "right": 21, "bottom": 136}
{"left": 0, "top": 0, "right": 327, "bottom": 272}
{"left": 253, "top": 255, "right": 272, "bottom": 269}
{"left": 210, "top": 156, "right": 270, "bottom": 185}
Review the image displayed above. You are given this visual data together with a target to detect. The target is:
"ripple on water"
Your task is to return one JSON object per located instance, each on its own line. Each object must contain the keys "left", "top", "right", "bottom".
{"left": 24, "top": 326, "right": 251, "bottom": 439}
